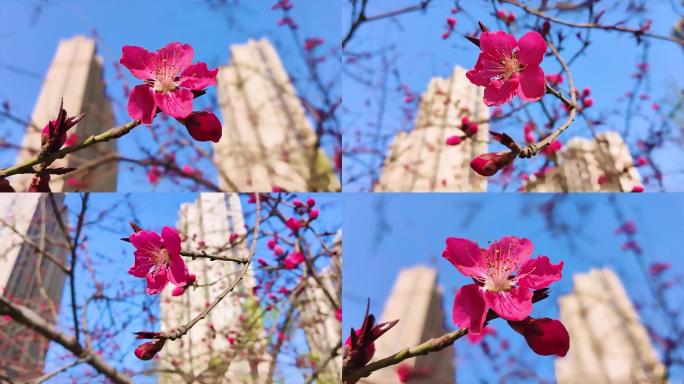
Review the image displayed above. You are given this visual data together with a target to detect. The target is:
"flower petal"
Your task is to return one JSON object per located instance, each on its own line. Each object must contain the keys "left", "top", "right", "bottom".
{"left": 485, "top": 236, "right": 533, "bottom": 269}
{"left": 154, "top": 88, "right": 194, "bottom": 119}
{"left": 518, "top": 65, "right": 546, "bottom": 101}
{"left": 483, "top": 286, "right": 532, "bottom": 321}
{"left": 161, "top": 226, "right": 181, "bottom": 257}
{"left": 479, "top": 31, "right": 516, "bottom": 58}
{"left": 155, "top": 42, "right": 194, "bottom": 74}
{"left": 517, "top": 256, "right": 563, "bottom": 289}
{"left": 120, "top": 46, "right": 157, "bottom": 80}
{"left": 146, "top": 268, "right": 168, "bottom": 295}
{"left": 130, "top": 230, "right": 161, "bottom": 255}
{"left": 128, "top": 85, "right": 157, "bottom": 124}
{"left": 177, "top": 111, "right": 223, "bottom": 142}
{"left": 483, "top": 78, "right": 519, "bottom": 106}
{"left": 442, "top": 237, "right": 486, "bottom": 277}
{"left": 517, "top": 31, "right": 547, "bottom": 67}
{"left": 180, "top": 63, "right": 218, "bottom": 91}
{"left": 452, "top": 284, "right": 487, "bottom": 334}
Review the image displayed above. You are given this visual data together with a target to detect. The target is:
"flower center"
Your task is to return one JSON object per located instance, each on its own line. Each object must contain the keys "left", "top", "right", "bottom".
{"left": 155, "top": 248, "right": 171, "bottom": 265}
{"left": 154, "top": 78, "right": 177, "bottom": 93}
{"left": 482, "top": 243, "right": 518, "bottom": 292}
{"left": 498, "top": 55, "right": 521, "bottom": 82}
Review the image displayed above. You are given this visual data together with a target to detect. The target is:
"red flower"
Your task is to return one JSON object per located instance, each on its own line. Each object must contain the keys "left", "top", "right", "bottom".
{"left": 508, "top": 317, "right": 570, "bottom": 357}
{"left": 467, "top": 31, "right": 547, "bottom": 106}
{"left": 442, "top": 236, "right": 563, "bottom": 335}
{"left": 127, "top": 225, "right": 191, "bottom": 295}
{"left": 285, "top": 217, "right": 302, "bottom": 232}
{"left": 40, "top": 101, "right": 86, "bottom": 153}
{"left": 120, "top": 42, "right": 217, "bottom": 124}
{"left": 283, "top": 252, "right": 305, "bottom": 269}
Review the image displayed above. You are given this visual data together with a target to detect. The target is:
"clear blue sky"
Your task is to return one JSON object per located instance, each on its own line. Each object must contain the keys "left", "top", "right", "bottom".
{"left": 0, "top": 0, "right": 340, "bottom": 191}
{"left": 342, "top": 193, "right": 684, "bottom": 382}
{"left": 342, "top": 0, "right": 684, "bottom": 191}
{"left": 43, "top": 192, "right": 341, "bottom": 382}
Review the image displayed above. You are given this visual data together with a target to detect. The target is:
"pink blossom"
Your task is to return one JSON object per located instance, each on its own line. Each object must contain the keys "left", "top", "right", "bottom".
{"left": 344, "top": 302, "right": 398, "bottom": 371}
{"left": 446, "top": 136, "right": 462, "bottom": 146}
{"left": 466, "top": 31, "right": 547, "bottom": 106}
{"left": 635, "top": 156, "right": 648, "bottom": 167}
{"left": 470, "top": 151, "right": 517, "bottom": 176}
{"left": 442, "top": 236, "right": 563, "bottom": 334}
{"left": 128, "top": 226, "right": 190, "bottom": 295}
{"left": 306, "top": 197, "right": 316, "bottom": 207}
{"left": 304, "top": 37, "right": 324, "bottom": 51}
{"left": 614, "top": 221, "right": 637, "bottom": 235}
{"left": 309, "top": 209, "right": 319, "bottom": 220}
{"left": 177, "top": 111, "right": 222, "bottom": 143}
{"left": 649, "top": 262, "right": 670, "bottom": 277}
{"left": 631, "top": 185, "right": 645, "bottom": 193}
{"left": 41, "top": 102, "right": 86, "bottom": 153}
{"left": 508, "top": 317, "right": 569, "bottom": 356}
{"left": 120, "top": 42, "right": 218, "bottom": 124}
{"left": 283, "top": 252, "right": 305, "bottom": 269}
{"left": 542, "top": 140, "right": 562, "bottom": 156}
{"left": 621, "top": 240, "right": 642, "bottom": 254}
{"left": 147, "top": 167, "right": 161, "bottom": 185}
{"left": 134, "top": 338, "right": 166, "bottom": 360}
{"left": 285, "top": 217, "right": 302, "bottom": 232}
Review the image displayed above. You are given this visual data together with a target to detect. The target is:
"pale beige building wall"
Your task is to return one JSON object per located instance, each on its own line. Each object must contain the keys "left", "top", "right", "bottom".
{"left": 524, "top": 131, "right": 641, "bottom": 192}
{"left": 298, "top": 230, "right": 342, "bottom": 383}
{"left": 159, "top": 193, "right": 267, "bottom": 384}
{"left": 0, "top": 194, "right": 68, "bottom": 379}
{"left": 367, "top": 266, "right": 455, "bottom": 384}
{"left": 375, "top": 66, "right": 489, "bottom": 192}
{"left": 215, "top": 38, "right": 340, "bottom": 192}
{"left": 555, "top": 268, "right": 667, "bottom": 383}
{"left": 12, "top": 36, "right": 117, "bottom": 192}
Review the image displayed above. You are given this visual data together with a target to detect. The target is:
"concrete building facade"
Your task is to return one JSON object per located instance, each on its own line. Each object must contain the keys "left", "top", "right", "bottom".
{"left": 375, "top": 66, "right": 489, "bottom": 192}
{"left": 555, "top": 268, "right": 667, "bottom": 383}
{"left": 524, "top": 131, "right": 642, "bottom": 192}
{"left": 12, "top": 36, "right": 117, "bottom": 192}
{"left": 215, "top": 39, "right": 340, "bottom": 192}
{"left": 0, "top": 194, "right": 68, "bottom": 379}
{"left": 297, "top": 230, "right": 342, "bottom": 383}
{"left": 369, "top": 266, "right": 455, "bottom": 384}
{"left": 159, "top": 193, "right": 267, "bottom": 383}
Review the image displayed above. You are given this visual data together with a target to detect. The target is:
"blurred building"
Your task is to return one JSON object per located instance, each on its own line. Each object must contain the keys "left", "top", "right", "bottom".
{"left": 159, "top": 193, "right": 268, "bottom": 383}
{"left": 214, "top": 39, "right": 340, "bottom": 192}
{"left": 297, "top": 230, "right": 342, "bottom": 383}
{"left": 12, "top": 36, "right": 117, "bottom": 192}
{"left": 555, "top": 268, "right": 667, "bottom": 383}
{"left": 0, "top": 194, "right": 68, "bottom": 379}
{"left": 524, "top": 131, "right": 642, "bottom": 192}
{"left": 369, "top": 266, "right": 455, "bottom": 384}
{"left": 375, "top": 66, "right": 489, "bottom": 192}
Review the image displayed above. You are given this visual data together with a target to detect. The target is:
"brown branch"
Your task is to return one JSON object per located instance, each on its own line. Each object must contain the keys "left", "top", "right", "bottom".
{"left": 0, "top": 298, "right": 133, "bottom": 384}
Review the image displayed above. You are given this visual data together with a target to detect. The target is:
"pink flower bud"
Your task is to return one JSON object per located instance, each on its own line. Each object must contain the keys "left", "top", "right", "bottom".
{"left": 445, "top": 136, "right": 462, "bottom": 146}
{"left": 171, "top": 285, "right": 187, "bottom": 296}
{"left": 285, "top": 217, "right": 301, "bottom": 232}
{"left": 176, "top": 111, "right": 222, "bottom": 143}
{"left": 134, "top": 338, "right": 166, "bottom": 360}
{"left": 470, "top": 151, "right": 517, "bottom": 177}
{"left": 508, "top": 317, "right": 569, "bottom": 357}
{"left": 309, "top": 209, "right": 319, "bottom": 220}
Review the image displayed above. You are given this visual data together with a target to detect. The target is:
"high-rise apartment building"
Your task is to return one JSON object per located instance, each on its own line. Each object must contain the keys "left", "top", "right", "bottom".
{"left": 12, "top": 36, "right": 117, "bottom": 192}
{"left": 214, "top": 39, "right": 340, "bottom": 192}
{"left": 0, "top": 194, "right": 68, "bottom": 379}
{"left": 375, "top": 66, "right": 489, "bottom": 192}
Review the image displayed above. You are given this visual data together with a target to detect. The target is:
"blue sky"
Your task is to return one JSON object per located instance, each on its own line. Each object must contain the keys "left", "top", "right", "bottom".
{"left": 342, "top": 193, "right": 684, "bottom": 382}
{"left": 42, "top": 192, "right": 341, "bottom": 382}
{"left": 341, "top": 0, "right": 684, "bottom": 191}
{"left": 0, "top": 0, "right": 340, "bottom": 191}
